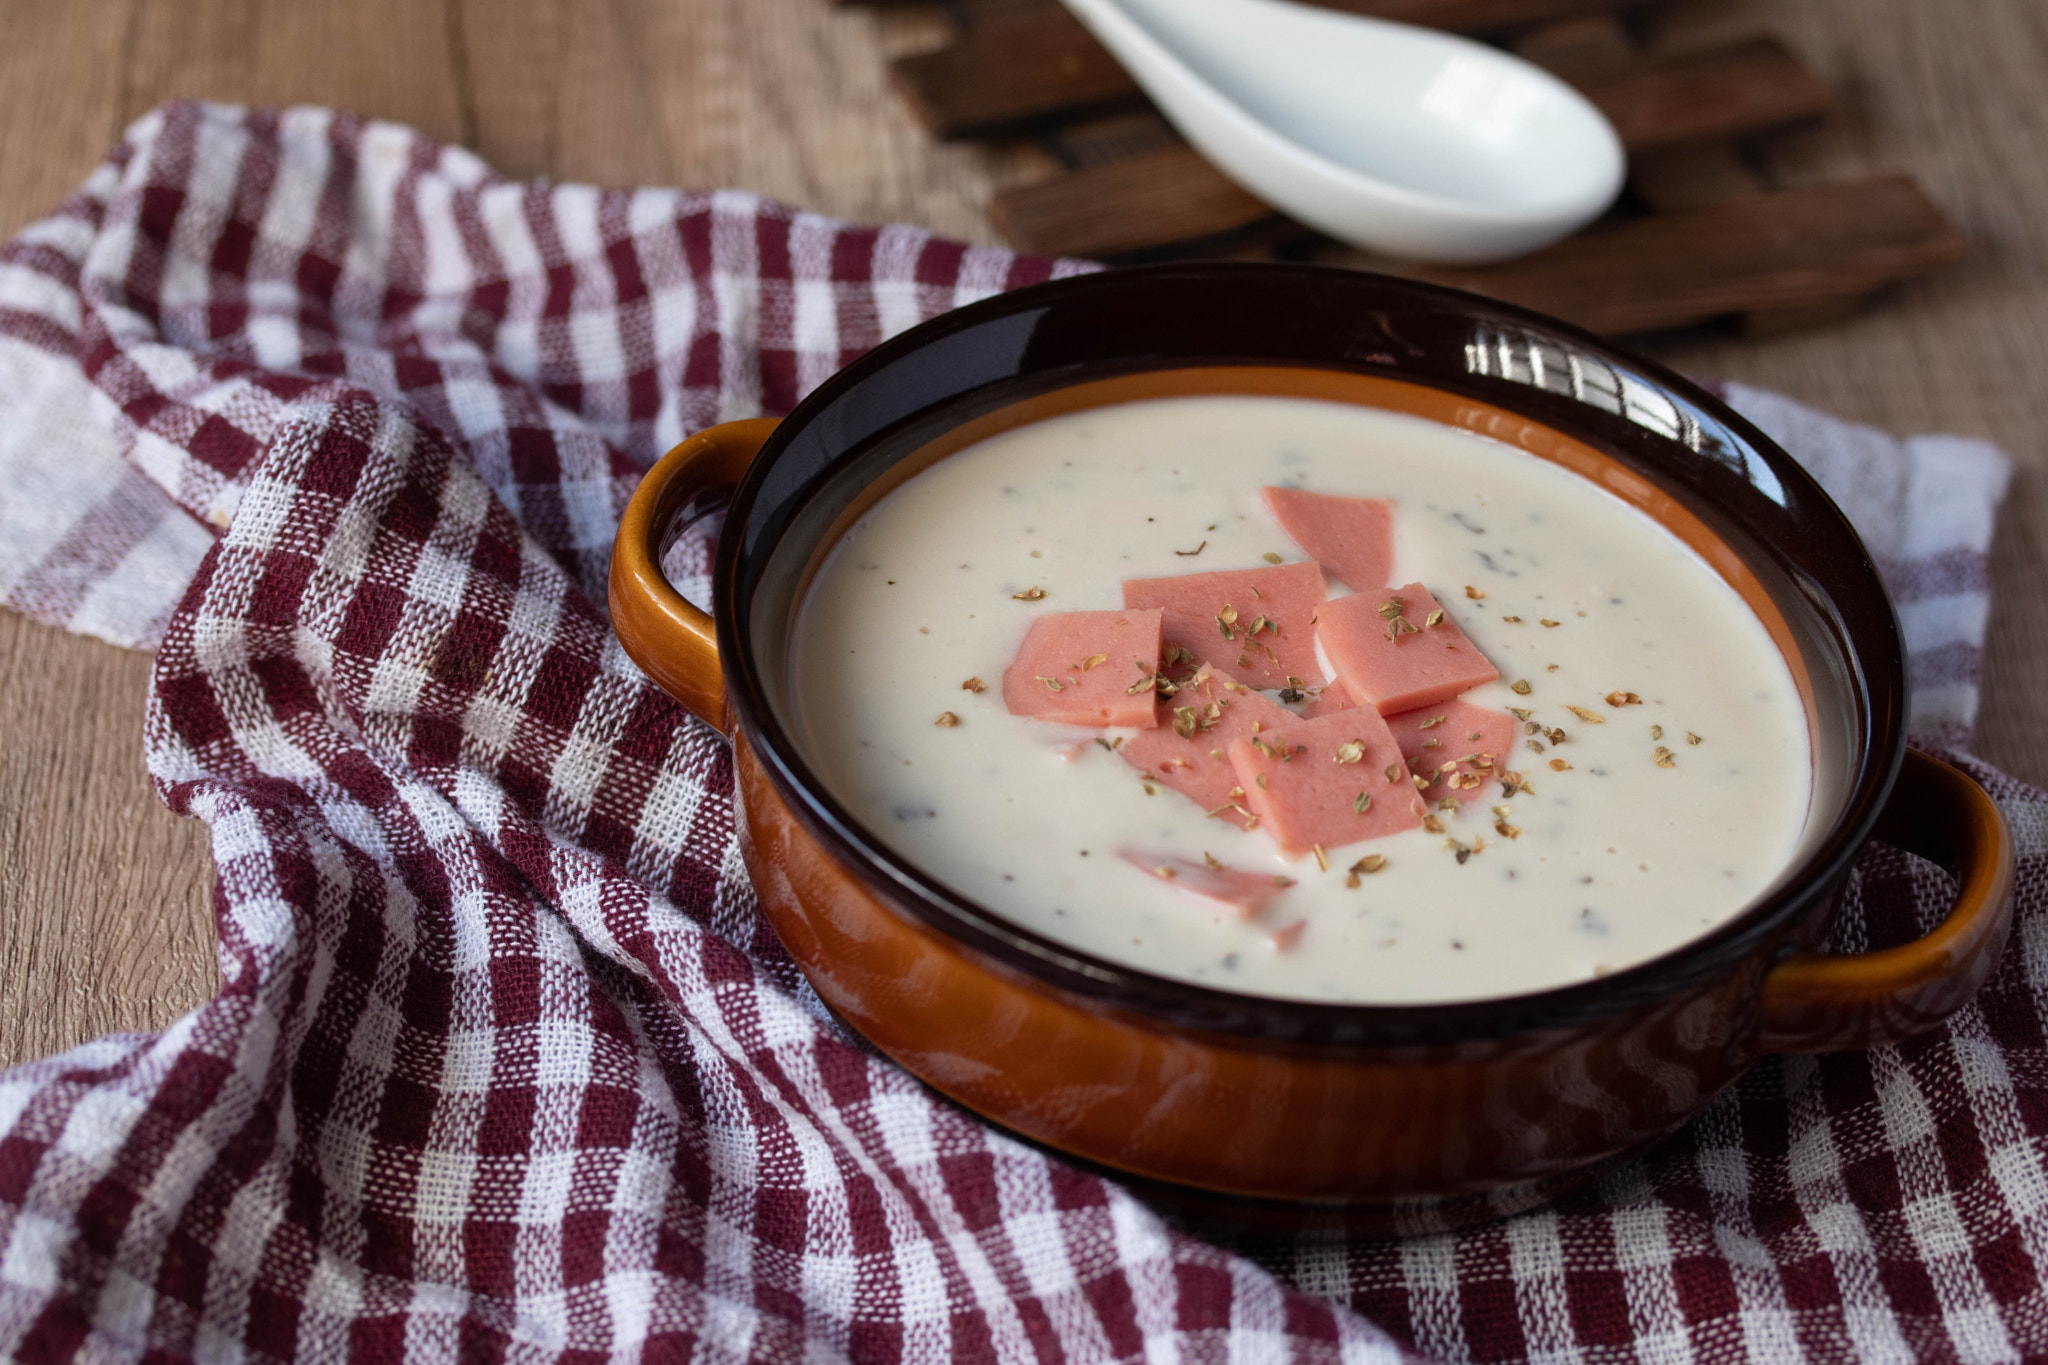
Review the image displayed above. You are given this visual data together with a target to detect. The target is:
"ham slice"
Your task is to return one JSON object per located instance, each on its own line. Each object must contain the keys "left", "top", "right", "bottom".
{"left": 1227, "top": 708, "right": 1422, "bottom": 855}
{"left": 1315, "top": 582, "right": 1498, "bottom": 715}
{"left": 1120, "top": 851, "right": 1294, "bottom": 921}
{"left": 1384, "top": 700, "right": 1519, "bottom": 806}
{"left": 1121, "top": 560, "right": 1326, "bottom": 689}
{"left": 1118, "top": 665, "right": 1292, "bottom": 819}
{"left": 1260, "top": 486, "right": 1395, "bottom": 591}
{"left": 1001, "top": 609, "right": 1165, "bottom": 727}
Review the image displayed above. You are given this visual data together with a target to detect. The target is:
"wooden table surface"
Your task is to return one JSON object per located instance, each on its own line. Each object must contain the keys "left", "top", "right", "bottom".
{"left": 2, "top": 0, "right": 2044, "bottom": 1068}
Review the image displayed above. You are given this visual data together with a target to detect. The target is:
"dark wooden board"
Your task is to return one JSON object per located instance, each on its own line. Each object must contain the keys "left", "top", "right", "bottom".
{"left": 991, "top": 35, "right": 1835, "bottom": 261}
{"left": 857, "top": 0, "right": 1965, "bottom": 336}
{"left": 890, "top": 0, "right": 1651, "bottom": 138}
{"left": 1406, "top": 175, "right": 1966, "bottom": 334}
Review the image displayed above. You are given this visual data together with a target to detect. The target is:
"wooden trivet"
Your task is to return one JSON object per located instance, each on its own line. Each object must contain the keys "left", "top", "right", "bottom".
{"left": 848, "top": 0, "right": 1964, "bottom": 337}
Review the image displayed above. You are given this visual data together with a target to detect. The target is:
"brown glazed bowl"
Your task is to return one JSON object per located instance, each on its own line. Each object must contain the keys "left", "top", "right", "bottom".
{"left": 609, "top": 264, "right": 2013, "bottom": 1232}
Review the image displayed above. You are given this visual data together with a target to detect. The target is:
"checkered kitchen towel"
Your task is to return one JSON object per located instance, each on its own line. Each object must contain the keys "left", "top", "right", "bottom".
{"left": 0, "top": 102, "right": 2037, "bottom": 1363}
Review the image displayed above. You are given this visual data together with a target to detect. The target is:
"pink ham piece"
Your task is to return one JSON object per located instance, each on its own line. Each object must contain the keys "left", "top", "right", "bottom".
{"left": 1227, "top": 708, "right": 1422, "bottom": 856}
{"left": 1001, "top": 608, "right": 1165, "bottom": 727}
{"left": 1120, "top": 851, "right": 1294, "bottom": 921}
{"left": 1316, "top": 582, "right": 1498, "bottom": 715}
{"left": 1385, "top": 700, "right": 1519, "bottom": 806}
{"left": 1260, "top": 486, "right": 1395, "bottom": 591}
{"left": 1122, "top": 560, "right": 1326, "bottom": 690}
{"left": 1119, "top": 665, "right": 1293, "bottom": 820}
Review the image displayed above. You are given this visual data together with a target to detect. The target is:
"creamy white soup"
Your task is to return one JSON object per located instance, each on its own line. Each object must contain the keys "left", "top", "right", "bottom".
{"left": 786, "top": 395, "right": 1812, "bottom": 1004}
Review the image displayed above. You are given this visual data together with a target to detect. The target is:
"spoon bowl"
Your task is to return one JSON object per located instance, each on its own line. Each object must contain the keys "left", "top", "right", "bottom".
{"left": 1060, "top": 0, "right": 1625, "bottom": 263}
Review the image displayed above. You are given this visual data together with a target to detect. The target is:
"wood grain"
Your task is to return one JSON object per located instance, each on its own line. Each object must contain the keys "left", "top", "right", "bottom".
{"left": 0, "top": 615, "right": 218, "bottom": 1069}
{"left": 892, "top": 6, "right": 1139, "bottom": 139}
{"left": 888, "top": 0, "right": 1651, "bottom": 139}
{"left": 987, "top": 33, "right": 1838, "bottom": 262}
{"left": 992, "top": 145, "right": 1280, "bottom": 259}
{"left": 3, "top": 0, "right": 2048, "bottom": 1068}
{"left": 1572, "top": 36, "right": 1833, "bottom": 155}
{"left": 1407, "top": 176, "right": 1964, "bottom": 336}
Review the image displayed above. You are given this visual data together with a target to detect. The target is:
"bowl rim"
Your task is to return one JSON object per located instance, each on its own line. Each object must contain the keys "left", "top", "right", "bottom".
{"left": 713, "top": 261, "right": 1907, "bottom": 1048}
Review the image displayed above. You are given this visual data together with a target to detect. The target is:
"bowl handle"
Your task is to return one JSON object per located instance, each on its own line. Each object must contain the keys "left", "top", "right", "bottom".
{"left": 607, "top": 418, "right": 779, "bottom": 734}
{"left": 1756, "top": 747, "right": 2015, "bottom": 1054}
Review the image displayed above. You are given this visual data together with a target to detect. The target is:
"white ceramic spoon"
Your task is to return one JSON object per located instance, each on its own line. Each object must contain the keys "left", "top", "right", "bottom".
{"left": 1058, "top": 0, "right": 1625, "bottom": 264}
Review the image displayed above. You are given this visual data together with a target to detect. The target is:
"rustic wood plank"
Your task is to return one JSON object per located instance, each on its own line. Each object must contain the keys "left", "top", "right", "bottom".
{"left": 0, "top": 0, "right": 130, "bottom": 240}
{"left": 890, "top": 0, "right": 1646, "bottom": 138}
{"left": 503, "top": 0, "right": 1040, "bottom": 246}
{"left": 1315, "top": 0, "right": 1644, "bottom": 30}
{"left": 990, "top": 37, "right": 1834, "bottom": 263}
{"left": 0, "top": 615, "right": 219, "bottom": 1070}
{"left": 991, "top": 144, "right": 1273, "bottom": 257}
{"left": 1511, "top": 15, "right": 1638, "bottom": 78}
{"left": 993, "top": 145, "right": 1282, "bottom": 257}
{"left": 865, "top": 0, "right": 1642, "bottom": 33}
{"left": 120, "top": 0, "right": 467, "bottom": 141}
{"left": 1407, "top": 175, "right": 1964, "bottom": 335}
{"left": 890, "top": 6, "right": 1140, "bottom": 139}
{"left": 1629, "top": 144, "right": 1768, "bottom": 212}
{"left": 1043, "top": 110, "right": 1184, "bottom": 169}
{"left": 1574, "top": 36, "right": 1833, "bottom": 155}
{"left": 0, "top": 0, "right": 219, "bottom": 1069}
{"left": 453, "top": 0, "right": 568, "bottom": 181}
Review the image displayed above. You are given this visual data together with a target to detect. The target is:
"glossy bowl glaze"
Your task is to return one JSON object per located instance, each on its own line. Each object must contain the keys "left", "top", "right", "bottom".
{"left": 610, "top": 265, "right": 2012, "bottom": 1231}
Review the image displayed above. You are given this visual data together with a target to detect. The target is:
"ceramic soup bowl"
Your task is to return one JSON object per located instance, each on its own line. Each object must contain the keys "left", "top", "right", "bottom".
{"left": 608, "top": 264, "right": 2011, "bottom": 1230}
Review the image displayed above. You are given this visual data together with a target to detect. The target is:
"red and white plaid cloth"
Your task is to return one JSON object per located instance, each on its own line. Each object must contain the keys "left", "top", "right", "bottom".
{"left": 0, "top": 102, "right": 2038, "bottom": 1363}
